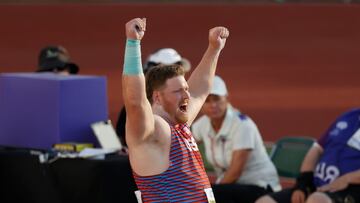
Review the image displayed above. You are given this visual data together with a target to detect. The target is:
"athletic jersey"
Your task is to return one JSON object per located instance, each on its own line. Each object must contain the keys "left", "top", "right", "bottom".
{"left": 314, "top": 108, "right": 360, "bottom": 187}
{"left": 133, "top": 123, "right": 212, "bottom": 203}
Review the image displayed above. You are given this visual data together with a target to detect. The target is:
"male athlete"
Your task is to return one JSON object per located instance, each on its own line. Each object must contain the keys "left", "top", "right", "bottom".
{"left": 122, "top": 17, "right": 229, "bottom": 202}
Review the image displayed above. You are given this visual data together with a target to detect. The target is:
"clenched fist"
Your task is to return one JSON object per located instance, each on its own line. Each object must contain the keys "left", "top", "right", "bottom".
{"left": 209, "top": 26, "right": 229, "bottom": 51}
{"left": 125, "top": 18, "right": 146, "bottom": 40}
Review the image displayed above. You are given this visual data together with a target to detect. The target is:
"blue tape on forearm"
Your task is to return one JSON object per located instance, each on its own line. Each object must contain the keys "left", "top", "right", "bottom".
{"left": 123, "top": 39, "right": 142, "bottom": 75}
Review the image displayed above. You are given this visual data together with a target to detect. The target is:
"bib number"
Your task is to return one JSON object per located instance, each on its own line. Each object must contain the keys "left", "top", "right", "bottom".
{"left": 204, "top": 188, "right": 216, "bottom": 203}
{"left": 134, "top": 190, "right": 142, "bottom": 203}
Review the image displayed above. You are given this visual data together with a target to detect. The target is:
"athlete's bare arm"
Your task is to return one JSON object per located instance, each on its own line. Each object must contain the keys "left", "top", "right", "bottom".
{"left": 187, "top": 26, "right": 229, "bottom": 125}
{"left": 122, "top": 18, "right": 171, "bottom": 176}
{"left": 122, "top": 18, "right": 154, "bottom": 146}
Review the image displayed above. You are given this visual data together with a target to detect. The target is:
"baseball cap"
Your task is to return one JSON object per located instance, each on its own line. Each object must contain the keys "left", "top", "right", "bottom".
{"left": 145, "top": 48, "right": 191, "bottom": 72}
{"left": 210, "top": 76, "right": 228, "bottom": 96}
{"left": 37, "top": 45, "right": 79, "bottom": 74}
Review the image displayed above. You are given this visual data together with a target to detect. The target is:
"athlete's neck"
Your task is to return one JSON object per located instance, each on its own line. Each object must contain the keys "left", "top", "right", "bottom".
{"left": 152, "top": 104, "right": 176, "bottom": 125}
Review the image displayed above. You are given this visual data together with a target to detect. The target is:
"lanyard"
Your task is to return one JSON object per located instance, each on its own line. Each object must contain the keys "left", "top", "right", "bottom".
{"left": 209, "top": 135, "right": 227, "bottom": 172}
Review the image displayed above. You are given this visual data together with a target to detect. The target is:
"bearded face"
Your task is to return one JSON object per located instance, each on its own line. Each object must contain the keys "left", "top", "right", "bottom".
{"left": 155, "top": 76, "right": 190, "bottom": 124}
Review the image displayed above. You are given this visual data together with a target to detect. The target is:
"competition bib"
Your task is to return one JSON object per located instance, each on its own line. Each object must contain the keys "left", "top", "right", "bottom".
{"left": 204, "top": 188, "right": 216, "bottom": 203}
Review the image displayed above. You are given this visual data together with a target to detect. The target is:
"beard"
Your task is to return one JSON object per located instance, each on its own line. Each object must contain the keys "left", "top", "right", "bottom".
{"left": 159, "top": 95, "right": 189, "bottom": 124}
{"left": 175, "top": 109, "right": 189, "bottom": 124}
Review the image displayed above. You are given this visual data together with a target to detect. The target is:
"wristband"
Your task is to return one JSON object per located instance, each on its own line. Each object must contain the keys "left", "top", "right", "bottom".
{"left": 294, "top": 171, "right": 316, "bottom": 197}
{"left": 123, "top": 39, "right": 142, "bottom": 75}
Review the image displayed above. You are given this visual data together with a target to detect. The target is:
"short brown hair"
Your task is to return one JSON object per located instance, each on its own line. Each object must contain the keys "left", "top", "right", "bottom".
{"left": 146, "top": 64, "right": 185, "bottom": 104}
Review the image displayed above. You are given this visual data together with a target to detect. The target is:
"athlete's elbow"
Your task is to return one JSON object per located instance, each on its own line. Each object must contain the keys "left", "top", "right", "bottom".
{"left": 125, "top": 97, "right": 148, "bottom": 110}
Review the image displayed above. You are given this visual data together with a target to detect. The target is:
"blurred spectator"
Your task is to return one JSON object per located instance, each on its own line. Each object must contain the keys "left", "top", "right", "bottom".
{"left": 143, "top": 48, "right": 191, "bottom": 73}
{"left": 256, "top": 108, "right": 360, "bottom": 203}
{"left": 37, "top": 45, "right": 79, "bottom": 75}
{"left": 115, "top": 48, "right": 191, "bottom": 148}
{"left": 192, "top": 75, "right": 281, "bottom": 203}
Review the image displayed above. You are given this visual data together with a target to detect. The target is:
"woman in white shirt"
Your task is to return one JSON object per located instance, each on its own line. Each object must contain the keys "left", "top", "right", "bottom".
{"left": 192, "top": 76, "right": 281, "bottom": 203}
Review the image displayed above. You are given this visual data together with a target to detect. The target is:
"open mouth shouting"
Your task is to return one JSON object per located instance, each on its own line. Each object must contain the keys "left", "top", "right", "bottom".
{"left": 179, "top": 102, "right": 188, "bottom": 113}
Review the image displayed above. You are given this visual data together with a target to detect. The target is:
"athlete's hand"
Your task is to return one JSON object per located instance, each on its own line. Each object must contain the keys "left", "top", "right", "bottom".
{"left": 208, "top": 26, "right": 229, "bottom": 51}
{"left": 125, "top": 17, "right": 146, "bottom": 40}
{"left": 291, "top": 189, "right": 306, "bottom": 203}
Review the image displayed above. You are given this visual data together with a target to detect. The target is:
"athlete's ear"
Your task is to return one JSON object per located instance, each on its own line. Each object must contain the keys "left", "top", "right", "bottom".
{"left": 152, "top": 91, "right": 161, "bottom": 104}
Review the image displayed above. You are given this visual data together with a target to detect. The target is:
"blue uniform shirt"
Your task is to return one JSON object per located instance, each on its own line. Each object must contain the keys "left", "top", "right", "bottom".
{"left": 314, "top": 108, "right": 360, "bottom": 187}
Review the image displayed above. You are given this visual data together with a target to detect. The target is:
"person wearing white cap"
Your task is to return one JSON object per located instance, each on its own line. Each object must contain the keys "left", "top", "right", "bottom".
{"left": 144, "top": 48, "right": 191, "bottom": 73}
{"left": 192, "top": 75, "right": 281, "bottom": 203}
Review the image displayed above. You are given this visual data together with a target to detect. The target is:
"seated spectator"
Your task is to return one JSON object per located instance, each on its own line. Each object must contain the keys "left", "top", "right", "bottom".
{"left": 192, "top": 75, "right": 281, "bottom": 203}
{"left": 256, "top": 108, "right": 360, "bottom": 203}
{"left": 37, "top": 45, "right": 79, "bottom": 75}
{"left": 115, "top": 48, "right": 191, "bottom": 147}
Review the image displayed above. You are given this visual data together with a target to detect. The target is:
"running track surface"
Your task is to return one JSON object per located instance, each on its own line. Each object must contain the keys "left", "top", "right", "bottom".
{"left": 1, "top": 4, "right": 359, "bottom": 142}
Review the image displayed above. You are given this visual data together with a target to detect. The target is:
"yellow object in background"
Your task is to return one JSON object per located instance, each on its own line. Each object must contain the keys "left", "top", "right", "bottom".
{"left": 53, "top": 143, "right": 93, "bottom": 152}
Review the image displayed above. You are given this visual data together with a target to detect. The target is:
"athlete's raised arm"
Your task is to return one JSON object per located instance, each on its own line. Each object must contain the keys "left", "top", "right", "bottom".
{"left": 187, "top": 26, "right": 229, "bottom": 125}
{"left": 122, "top": 18, "right": 154, "bottom": 146}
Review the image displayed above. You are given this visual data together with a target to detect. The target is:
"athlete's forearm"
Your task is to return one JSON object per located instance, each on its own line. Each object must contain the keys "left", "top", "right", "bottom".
{"left": 188, "top": 26, "right": 229, "bottom": 100}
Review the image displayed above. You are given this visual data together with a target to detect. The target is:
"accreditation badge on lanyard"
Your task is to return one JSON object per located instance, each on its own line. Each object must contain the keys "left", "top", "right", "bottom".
{"left": 134, "top": 190, "right": 142, "bottom": 203}
{"left": 204, "top": 188, "right": 216, "bottom": 203}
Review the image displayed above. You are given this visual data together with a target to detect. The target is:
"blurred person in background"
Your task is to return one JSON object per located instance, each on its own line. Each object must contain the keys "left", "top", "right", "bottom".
{"left": 192, "top": 75, "right": 281, "bottom": 203}
{"left": 256, "top": 108, "right": 360, "bottom": 203}
{"left": 36, "top": 45, "right": 79, "bottom": 75}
